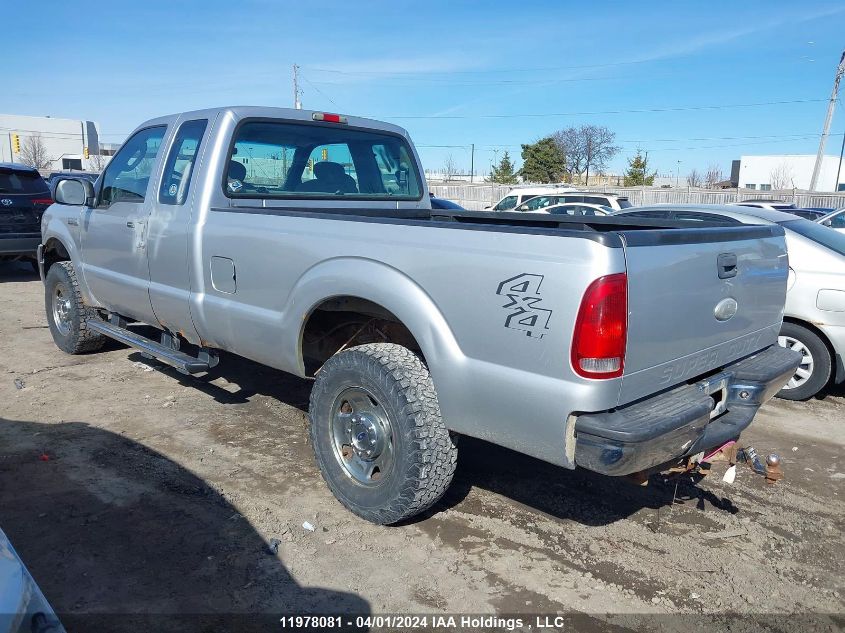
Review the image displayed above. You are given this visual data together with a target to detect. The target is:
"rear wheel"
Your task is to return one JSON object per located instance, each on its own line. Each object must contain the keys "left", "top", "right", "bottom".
{"left": 45, "top": 261, "right": 106, "bottom": 354}
{"left": 776, "top": 322, "right": 831, "bottom": 400}
{"left": 309, "top": 343, "right": 457, "bottom": 524}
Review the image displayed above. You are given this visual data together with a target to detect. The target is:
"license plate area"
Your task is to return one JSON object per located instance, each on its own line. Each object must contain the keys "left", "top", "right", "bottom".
{"left": 697, "top": 372, "right": 731, "bottom": 419}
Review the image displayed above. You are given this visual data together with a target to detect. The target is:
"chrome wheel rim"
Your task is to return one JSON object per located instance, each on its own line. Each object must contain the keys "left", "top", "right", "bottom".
{"left": 330, "top": 387, "right": 394, "bottom": 486}
{"left": 778, "top": 335, "right": 814, "bottom": 389}
{"left": 52, "top": 283, "right": 73, "bottom": 337}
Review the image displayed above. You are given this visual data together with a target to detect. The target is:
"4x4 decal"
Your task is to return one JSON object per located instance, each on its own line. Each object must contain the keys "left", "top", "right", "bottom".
{"left": 496, "top": 273, "right": 552, "bottom": 339}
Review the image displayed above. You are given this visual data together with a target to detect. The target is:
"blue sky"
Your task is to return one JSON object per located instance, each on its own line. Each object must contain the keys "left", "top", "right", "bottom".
{"left": 5, "top": 1, "right": 845, "bottom": 178}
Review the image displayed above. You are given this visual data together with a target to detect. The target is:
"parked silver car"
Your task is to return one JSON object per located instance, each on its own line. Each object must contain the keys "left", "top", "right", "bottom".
{"left": 616, "top": 204, "right": 845, "bottom": 400}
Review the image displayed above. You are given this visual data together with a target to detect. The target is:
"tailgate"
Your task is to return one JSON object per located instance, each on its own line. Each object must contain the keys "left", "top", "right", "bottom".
{"left": 0, "top": 193, "right": 45, "bottom": 234}
{"left": 618, "top": 225, "right": 788, "bottom": 405}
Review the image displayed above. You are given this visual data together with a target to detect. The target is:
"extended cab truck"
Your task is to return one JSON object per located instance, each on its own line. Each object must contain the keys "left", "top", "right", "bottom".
{"left": 39, "top": 107, "right": 801, "bottom": 525}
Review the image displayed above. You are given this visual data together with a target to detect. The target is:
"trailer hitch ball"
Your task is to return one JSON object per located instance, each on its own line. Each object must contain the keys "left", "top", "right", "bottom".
{"left": 765, "top": 453, "right": 783, "bottom": 485}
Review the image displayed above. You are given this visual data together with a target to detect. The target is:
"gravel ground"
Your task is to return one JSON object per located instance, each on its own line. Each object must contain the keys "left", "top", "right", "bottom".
{"left": 0, "top": 261, "right": 843, "bottom": 633}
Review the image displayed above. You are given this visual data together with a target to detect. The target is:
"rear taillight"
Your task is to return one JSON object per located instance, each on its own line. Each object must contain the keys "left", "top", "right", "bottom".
{"left": 571, "top": 273, "right": 627, "bottom": 379}
{"left": 32, "top": 198, "right": 53, "bottom": 205}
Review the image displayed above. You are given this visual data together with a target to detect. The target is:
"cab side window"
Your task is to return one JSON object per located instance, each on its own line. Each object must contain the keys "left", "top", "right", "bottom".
{"left": 100, "top": 126, "right": 166, "bottom": 207}
{"left": 159, "top": 119, "right": 208, "bottom": 206}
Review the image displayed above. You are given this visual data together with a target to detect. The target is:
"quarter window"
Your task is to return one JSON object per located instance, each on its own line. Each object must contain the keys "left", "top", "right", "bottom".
{"left": 100, "top": 126, "right": 166, "bottom": 207}
{"left": 159, "top": 119, "right": 208, "bottom": 205}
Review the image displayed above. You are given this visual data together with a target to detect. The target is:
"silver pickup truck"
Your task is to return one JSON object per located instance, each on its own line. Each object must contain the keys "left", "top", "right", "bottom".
{"left": 39, "top": 106, "right": 800, "bottom": 524}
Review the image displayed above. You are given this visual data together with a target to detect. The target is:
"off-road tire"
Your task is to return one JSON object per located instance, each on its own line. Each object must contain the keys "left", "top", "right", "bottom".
{"left": 309, "top": 343, "right": 458, "bottom": 524}
{"left": 776, "top": 322, "right": 831, "bottom": 401}
{"left": 45, "top": 261, "right": 106, "bottom": 354}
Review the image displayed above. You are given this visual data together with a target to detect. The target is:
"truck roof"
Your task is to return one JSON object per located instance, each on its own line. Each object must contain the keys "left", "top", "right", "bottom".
{"left": 132, "top": 106, "right": 412, "bottom": 139}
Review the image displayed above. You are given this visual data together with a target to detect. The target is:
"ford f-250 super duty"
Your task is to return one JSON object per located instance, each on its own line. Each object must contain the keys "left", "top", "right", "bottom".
{"left": 39, "top": 106, "right": 800, "bottom": 524}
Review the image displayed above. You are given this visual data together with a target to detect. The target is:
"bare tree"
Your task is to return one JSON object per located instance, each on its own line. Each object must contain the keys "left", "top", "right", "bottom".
{"left": 87, "top": 151, "right": 110, "bottom": 172}
{"left": 442, "top": 155, "right": 458, "bottom": 181}
{"left": 704, "top": 164, "right": 724, "bottom": 188}
{"left": 552, "top": 124, "right": 620, "bottom": 185}
{"left": 19, "top": 134, "right": 52, "bottom": 170}
{"left": 552, "top": 127, "right": 580, "bottom": 181}
{"left": 581, "top": 125, "right": 620, "bottom": 185}
{"left": 770, "top": 162, "right": 795, "bottom": 190}
{"left": 686, "top": 168, "right": 702, "bottom": 187}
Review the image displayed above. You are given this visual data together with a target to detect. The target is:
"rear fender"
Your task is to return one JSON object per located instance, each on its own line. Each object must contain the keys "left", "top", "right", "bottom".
{"left": 284, "top": 257, "right": 463, "bottom": 378}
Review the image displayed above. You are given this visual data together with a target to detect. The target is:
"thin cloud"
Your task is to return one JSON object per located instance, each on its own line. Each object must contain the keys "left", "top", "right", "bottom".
{"left": 632, "top": 5, "right": 845, "bottom": 63}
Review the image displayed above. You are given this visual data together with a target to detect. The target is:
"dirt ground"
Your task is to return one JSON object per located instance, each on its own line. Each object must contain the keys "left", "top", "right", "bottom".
{"left": 0, "top": 261, "right": 843, "bottom": 633}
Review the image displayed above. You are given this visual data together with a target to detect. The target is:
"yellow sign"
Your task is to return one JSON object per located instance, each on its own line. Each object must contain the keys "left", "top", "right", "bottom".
{"left": 83, "top": 147, "right": 89, "bottom": 159}
{"left": 11, "top": 134, "right": 20, "bottom": 153}
{"left": 321, "top": 148, "right": 328, "bottom": 161}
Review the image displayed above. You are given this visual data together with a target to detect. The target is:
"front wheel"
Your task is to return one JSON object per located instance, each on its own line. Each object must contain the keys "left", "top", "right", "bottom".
{"left": 45, "top": 261, "right": 106, "bottom": 354}
{"left": 308, "top": 343, "right": 458, "bottom": 524}
{"left": 776, "top": 322, "right": 831, "bottom": 400}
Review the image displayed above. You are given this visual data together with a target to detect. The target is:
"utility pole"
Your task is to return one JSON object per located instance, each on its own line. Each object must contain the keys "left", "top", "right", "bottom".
{"left": 292, "top": 64, "right": 302, "bottom": 110}
{"left": 809, "top": 50, "right": 845, "bottom": 191}
{"left": 470, "top": 144, "right": 475, "bottom": 183}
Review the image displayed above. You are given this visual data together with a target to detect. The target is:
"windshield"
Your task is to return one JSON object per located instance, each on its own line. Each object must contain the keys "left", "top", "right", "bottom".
{"left": 782, "top": 219, "right": 845, "bottom": 256}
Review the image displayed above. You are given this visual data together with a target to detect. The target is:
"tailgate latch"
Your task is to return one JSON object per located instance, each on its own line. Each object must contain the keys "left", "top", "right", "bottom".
{"left": 717, "top": 252, "right": 738, "bottom": 279}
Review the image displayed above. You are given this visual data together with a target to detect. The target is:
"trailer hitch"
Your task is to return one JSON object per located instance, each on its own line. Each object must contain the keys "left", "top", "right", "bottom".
{"left": 680, "top": 441, "right": 784, "bottom": 485}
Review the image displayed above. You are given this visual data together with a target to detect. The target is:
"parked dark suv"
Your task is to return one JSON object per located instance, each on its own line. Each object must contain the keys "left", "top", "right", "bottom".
{"left": 0, "top": 163, "right": 53, "bottom": 270}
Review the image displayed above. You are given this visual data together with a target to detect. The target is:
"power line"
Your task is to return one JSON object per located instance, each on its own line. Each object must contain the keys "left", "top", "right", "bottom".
{"left": 380, "top": 98, "right": 829, "bottom": 120}
{"left": 302, "top": 58, "right": 662, "bottom": 76}
{"left": 300, "top": 75, "right": 341, "bottom": 109}
{"left": 309, "top": 76, "right": 632, "bottom": 87}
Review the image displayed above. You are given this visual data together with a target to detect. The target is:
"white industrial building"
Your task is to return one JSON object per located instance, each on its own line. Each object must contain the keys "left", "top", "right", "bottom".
{"left": 735, "top": 154, "right": 844, "bottom": 192}
{"left": 0, "top": 113, "right": 105, "bottom": 172}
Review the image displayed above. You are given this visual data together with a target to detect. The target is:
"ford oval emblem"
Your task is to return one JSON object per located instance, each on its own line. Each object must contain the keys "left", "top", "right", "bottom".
{"left": 714, "top": 297, "right": 738, "bottom": 321}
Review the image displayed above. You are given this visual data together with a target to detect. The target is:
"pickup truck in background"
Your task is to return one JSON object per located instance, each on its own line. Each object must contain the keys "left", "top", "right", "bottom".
{"left": 39, "top": 107, "right": 800, "bottom": 524}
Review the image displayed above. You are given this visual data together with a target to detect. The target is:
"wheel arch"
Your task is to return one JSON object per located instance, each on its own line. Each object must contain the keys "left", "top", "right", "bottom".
{"left": 286, "top": 257, "right": 463, "bottom": 378}
{"left": 41, "top": 223, "right": 97, "bottom": 305}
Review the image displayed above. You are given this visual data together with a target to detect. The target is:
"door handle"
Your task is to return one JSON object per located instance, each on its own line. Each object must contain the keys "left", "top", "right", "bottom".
{"left": 126, "top": 221, "right": 135, "bottom": 228}
{"left": 717, "top": 253, "right": 738, "bottom": 279}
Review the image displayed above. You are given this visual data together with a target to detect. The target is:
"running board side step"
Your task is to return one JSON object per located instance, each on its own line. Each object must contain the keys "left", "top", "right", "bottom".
{"left": 86, "top": 320, "right": 218, "bottom": 375}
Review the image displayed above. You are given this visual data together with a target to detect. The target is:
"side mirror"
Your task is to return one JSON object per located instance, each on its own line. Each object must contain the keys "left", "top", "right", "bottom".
{"left": 822, "top": 219, "right": 833, "bottom": 227}
{"left": 55, "top": 178, "right": 95, "bottom": 206}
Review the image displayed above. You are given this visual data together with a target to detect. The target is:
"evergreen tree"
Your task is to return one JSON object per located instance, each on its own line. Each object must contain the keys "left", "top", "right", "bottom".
{"left": 488, "top": 151, "right": 518, "bottom": 184}
{"left": 519, "top": 138, "right": 565, "bottom": 183}
{"left": 623, "top": 150, "right": 656, "bottom": 186}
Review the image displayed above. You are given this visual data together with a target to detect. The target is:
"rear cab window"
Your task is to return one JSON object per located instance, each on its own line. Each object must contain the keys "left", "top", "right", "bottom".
{"left": 224, "top": 120, "right": 422, "bottom": 201}
{"left": 0, "top": 168, "right": 49, "bottom": 195}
